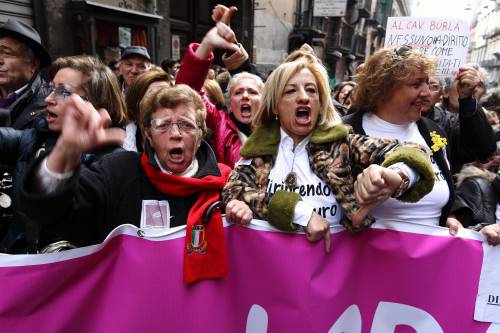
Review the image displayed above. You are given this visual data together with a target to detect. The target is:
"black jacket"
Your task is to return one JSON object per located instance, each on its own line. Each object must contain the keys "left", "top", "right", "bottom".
{"left": 422, "top": 99, "right": 495, "bottom": 163}
{"left": 452, "top": 167, "right": 500, "bottom": 229}
{"left": 0, "top": 115, "right": 123, "bottom": 253}
{"left": 0, "top": 115, "right": 58, "bottom": 252}
{"left": 19, "top": 141, "right": 222, "bottom": 248}
{"left": 7, "top": 73, "right": 47, "bottom": 130}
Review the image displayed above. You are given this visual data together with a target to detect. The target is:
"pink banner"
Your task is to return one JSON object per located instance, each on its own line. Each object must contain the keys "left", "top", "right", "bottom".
{"left": 0, "top": 222, "right": 494, "bottom": 332}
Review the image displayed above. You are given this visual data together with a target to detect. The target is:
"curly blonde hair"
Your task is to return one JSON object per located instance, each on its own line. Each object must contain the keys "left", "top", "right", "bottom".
{"left": 352, "top": 47, "right": 436, "bottom": 113}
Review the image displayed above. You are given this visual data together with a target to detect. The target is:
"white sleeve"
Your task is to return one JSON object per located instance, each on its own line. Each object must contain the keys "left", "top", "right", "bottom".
{"left": 292, "top": 200, "right": 314, "bottom": 227}
{"left": 387, "top": 162, "right": 420, "bottom": 188}
{"left": 35, "top": 157, "right": 74, "bottom": 194}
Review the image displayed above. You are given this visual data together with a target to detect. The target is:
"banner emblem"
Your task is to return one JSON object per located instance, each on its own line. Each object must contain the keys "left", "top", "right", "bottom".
{"left": 187, "top": 225, "right": 207, "bottom": 254}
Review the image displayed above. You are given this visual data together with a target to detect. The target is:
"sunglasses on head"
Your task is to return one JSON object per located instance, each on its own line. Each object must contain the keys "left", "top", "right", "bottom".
{"left": 394, "top": 45, "right": 413, "bottom": 57}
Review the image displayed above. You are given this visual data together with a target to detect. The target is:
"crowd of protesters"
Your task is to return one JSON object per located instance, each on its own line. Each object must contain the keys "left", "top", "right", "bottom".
{"left": 0, "top": 4, "right": 499, "bottom": 280}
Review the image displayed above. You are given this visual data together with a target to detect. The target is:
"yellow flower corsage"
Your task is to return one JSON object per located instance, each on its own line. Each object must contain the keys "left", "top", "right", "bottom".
{"left": 429, "top": 131, "right": 447, "bottom": 155}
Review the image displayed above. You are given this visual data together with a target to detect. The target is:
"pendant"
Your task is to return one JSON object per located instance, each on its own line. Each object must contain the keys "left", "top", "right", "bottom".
{"left": 0, "top": 192, "right": 11, "bottom": 209}
{"left": 284, "top": 171, "right": 297, "bottom": 188}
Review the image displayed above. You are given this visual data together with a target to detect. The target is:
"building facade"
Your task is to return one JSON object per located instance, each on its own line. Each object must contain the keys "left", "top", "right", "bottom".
{"left": 0, "top": 0, "right": 254, "bottom": 66}
{"left": 470, "top": 0, "right": 500, "bottom": 86}
{"left": 282, "top": 0, "right": 407, "bottom": 87}
{"left": 253, "top": 0, "right": 296, "bottom": 74}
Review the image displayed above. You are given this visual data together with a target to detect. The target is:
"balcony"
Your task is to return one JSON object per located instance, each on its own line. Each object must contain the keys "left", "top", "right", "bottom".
{"left": 366, "top": 0, "right": 392, "bottom": 31}
{"left": 480, "top": 59, "right": 500, "bottom": 67}
{"left": 355, "top": 35, "right": 367, "bottom": 57}
{"left": 326, "top": 21, "right": 355, "bottom": 55}
{"left": 484, "top": 25, "right": 500, "bottom": 39}
{"left": 326, "top": 33, "right": 341, "bottom": 55}
{"left": 339, "top": 22, "right": 355, "bottom": 51}
{"left": 358, "top": 0, "right": 372, "bottom": 18}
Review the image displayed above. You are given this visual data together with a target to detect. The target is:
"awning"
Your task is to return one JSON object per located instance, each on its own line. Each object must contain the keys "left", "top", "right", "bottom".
{"left": 74, "top": 0, "right": 163, "bottom": 20}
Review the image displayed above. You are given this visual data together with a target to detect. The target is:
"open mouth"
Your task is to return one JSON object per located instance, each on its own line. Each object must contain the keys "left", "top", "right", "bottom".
{"left": 46, "top": 110, "right": 58, "bottom": 121}
{"left": 295, "top": 107, "right": 311, "bottom": 125}
{"left": 169, "top": 147, "right": 184, "bottom": 162}
{"left": 240, "top": 104, "right": 252, "bottom": 117}
{"left": 412, "top": 100, "right": 425, "bottom": 109}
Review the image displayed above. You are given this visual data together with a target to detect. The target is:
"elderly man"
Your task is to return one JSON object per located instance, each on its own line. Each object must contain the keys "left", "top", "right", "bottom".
{"left": 119, "top": 45, "right": 151, "bottom": 93}
{"left": 0, "top": 19, "right": 51, "bottom": 129}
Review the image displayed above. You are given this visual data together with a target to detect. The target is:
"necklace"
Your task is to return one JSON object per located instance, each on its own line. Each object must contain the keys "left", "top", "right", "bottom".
{"left": 284, "top": 147, "right": 297, "bottom": 188}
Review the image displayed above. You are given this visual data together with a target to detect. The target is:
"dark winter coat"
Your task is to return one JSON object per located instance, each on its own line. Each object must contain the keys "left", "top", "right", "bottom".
{"left": 452, "top": 166, "right": 500, "bottom": 229}
{"left": 19, "top": 142, "right": 223, "bottom": 248}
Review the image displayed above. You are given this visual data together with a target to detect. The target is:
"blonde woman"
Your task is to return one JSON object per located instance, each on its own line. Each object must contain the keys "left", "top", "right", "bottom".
{"left": 223, "top": 58, "right": 435, "bottom": 252}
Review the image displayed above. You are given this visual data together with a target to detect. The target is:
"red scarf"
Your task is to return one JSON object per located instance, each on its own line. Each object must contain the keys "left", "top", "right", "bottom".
{"left": 141, "top": 153, "right": 231, "bottom": 284}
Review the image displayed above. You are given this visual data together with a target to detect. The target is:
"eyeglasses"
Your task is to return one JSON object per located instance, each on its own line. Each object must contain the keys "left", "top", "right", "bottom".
{"left": 150, "top": 117, "right": 200, "bottom": 133}
{"left": 429, "top": 83, "right": 441, "bottom": 91}
{"left": 44, "top": 83, "right": 88, "bottom": 101}
{"left": 394, "top": 45, "right": 412, "bottom": 57}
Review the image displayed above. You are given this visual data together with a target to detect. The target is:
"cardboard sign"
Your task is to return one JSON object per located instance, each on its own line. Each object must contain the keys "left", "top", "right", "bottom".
{"left": 385, "top": 17, "right": 470, "bottom": 78}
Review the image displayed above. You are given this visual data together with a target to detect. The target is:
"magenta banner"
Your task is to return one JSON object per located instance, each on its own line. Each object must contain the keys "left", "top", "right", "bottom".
{"left": 0, "top": 221, "right": 495, "bottom": 332}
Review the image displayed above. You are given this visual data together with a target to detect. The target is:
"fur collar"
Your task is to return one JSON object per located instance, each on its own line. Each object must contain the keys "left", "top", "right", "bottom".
{"left": 240, "top": 120, "right": 350, "bottom": 158}
{"left": 455, "top": 165, "right": 496, "bottom": 187}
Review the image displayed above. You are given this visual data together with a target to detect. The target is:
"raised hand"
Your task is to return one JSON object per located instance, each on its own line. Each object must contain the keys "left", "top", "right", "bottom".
{"left": 211, "top": 4, "right": 238, "bottom": 26}
{"left": 47, "top": 95, "right": 125, "bottom": 173}
{"left": 456, "top": 66, "right": 481, "bottom": 99}
{"left": 195, "top": 22, "right": 240, "bottom": 59}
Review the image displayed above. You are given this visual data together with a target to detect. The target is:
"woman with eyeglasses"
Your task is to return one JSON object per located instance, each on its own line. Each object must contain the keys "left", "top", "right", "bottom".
{"left": 17, "top": 84, "right": 235, "bottom": 284}
{"left": 0, "top": 55, "right": 128, "bottom": 253}
{"left": 343, "top": 46, "right": 495, "bottom": 233}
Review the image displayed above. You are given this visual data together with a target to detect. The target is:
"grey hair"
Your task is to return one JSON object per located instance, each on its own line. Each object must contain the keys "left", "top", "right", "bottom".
{"left": 227, "top": 72, "right": 264, "bottom": 97}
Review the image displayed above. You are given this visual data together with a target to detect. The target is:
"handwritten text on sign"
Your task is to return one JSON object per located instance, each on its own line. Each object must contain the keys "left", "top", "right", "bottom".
{"left": 385, "top": 17, "right": 469, "bottom": 77}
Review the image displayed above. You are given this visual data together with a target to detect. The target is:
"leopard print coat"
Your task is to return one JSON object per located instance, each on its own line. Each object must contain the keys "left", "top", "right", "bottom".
{"left": 222, "top": 121, "right": 435, "bottom": 232}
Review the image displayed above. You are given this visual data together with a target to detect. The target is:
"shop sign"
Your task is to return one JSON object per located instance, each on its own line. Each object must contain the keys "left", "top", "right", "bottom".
{"left": 172, "top": 34, "right": 180, "bottom": 61}
{"left": 95, "top": 0, "right": 147, "bottom": 12}
{"left": 119, "top": 26, "right": 132, "bottom": 48}
{"left": 313, "top": 0, "right": 348, "bottom": 17}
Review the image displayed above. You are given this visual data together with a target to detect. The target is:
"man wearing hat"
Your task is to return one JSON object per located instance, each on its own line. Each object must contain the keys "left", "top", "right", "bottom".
{"left": 0, "top": 19, "right": 51, "bottom": 129}
{"left": 119, "top": 45, "right": 151, "bottom": 94}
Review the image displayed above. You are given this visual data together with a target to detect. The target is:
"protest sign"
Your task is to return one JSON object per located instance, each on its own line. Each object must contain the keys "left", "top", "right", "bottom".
{"left": 385, "top": 17, "right": 469, "bottom": 78}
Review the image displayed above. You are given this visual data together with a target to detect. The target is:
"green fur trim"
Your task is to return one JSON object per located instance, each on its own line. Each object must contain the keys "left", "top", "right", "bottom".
{"left": 240, "top": 121, "right": 280, "bottom": 157}
{"left": 310, "top": 124, "right": 350, "bottom": 144}
{"left": 268, "top": 190, "right": 302, "bottom": 232}
{"left": 241, "top": 121, "right": 350, "bottom": 157}
{"left": 382, "top": 147, "right": 435, "bottom": 202}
